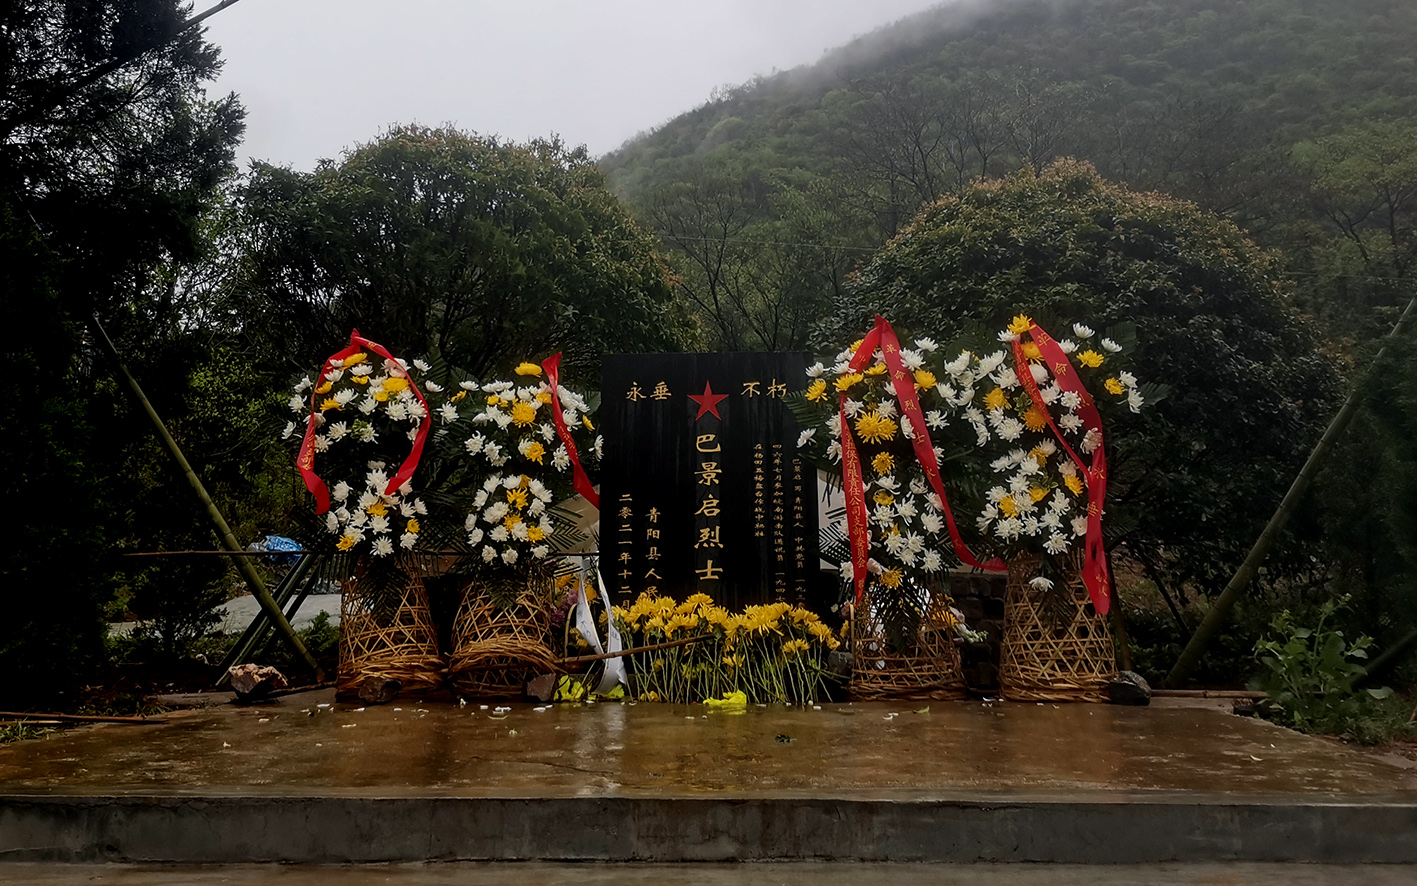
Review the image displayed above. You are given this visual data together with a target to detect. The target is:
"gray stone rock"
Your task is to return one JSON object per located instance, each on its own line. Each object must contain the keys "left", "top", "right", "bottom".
{"left": 358, "top": 677, "right": 402, "bottom": 705}
{"left": 227, "top": 664, "right": 288, "bottom": 701}
{"left": 1108, "top": 670, "right": 1152, "bottom": 705}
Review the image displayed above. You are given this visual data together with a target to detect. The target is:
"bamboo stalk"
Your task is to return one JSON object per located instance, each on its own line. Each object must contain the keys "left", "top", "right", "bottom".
{"left": 92, "top": 317, "right": 322, "bottom": 680}
{"left": 1166, "top": 292, "right": 1417, "bottom": 688}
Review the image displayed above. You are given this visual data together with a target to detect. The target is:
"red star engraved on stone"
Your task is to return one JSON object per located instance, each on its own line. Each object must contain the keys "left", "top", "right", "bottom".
{"left": 688, "top": 380, "right": 729, "bottom": 421}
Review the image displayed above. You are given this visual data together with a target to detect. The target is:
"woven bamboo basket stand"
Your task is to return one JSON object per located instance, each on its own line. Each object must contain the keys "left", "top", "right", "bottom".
{"left": 336, "top": 559, "right": 445, "bottom": 700}
{"left": 999, "top": 549, "right": 1116, "bottom": 702}
{"left": 849, "top": 583, "right": 968, "bottom": 700}
{"left": 446, "top": 567, "right": 560, "bottom": 699}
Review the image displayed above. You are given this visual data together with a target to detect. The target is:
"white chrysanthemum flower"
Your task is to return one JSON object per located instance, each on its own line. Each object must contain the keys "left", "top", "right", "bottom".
{"left": 898, "top": 547, "right": 918, "bottom": 566}
{"left": 932, "top": 446, "right": 945, "bottom": 464}
{"left": 366, "top": 468, "right": 388, "bottom": 489}
{"left": 996, "top": 518, "right": 1022, "bottom": 541}
{"left": 1059, "top": 391, "right": 1081, "bottom": 410}
{"left": 826, "top": 414, "right": 842, "bottom": 435}
{"left": 1009, "top": 473, "right": 1031, "bottom": 495}
{"left": 871, "top": 505, "right": 895, "bottom": 527}
{"left": 1081, "top": 428, "right": 1103, "bottom": 453}
{"left": 896, "top": 498, "right": 919, "bottom": 520}
{"left": 1072, "top": 516, "right": 1089, "bottom": 536}
{"left": 594, "top": 435, "right": 603, "bottom": 459}
{"left": 538, "top": 517, "right": 553, "bottom": 536}
{"left": 994, "top": 367, "right": 1019, "bottom": 390}
{"left": 482, "top": 545, "right": 498, "bottom": 563}
{"left": 876, "top": 475, "right": 899, "bottom": 492}
{"left": 844, "top": 398, "right": 864, "bottom": 418}
{"left": 465, "top": 434, "right": 485, "bottom": 455}
{"left": 998, "top": 330, "right": 1019, "bottom": 343}
{"left": 489, "top": 525, "right": 510, "bottom": 542}
{"left": 330, "top": 358, "right": 346, "bottom": 369}
{"left": 915, "top": 337, "right": 938, "bottom": 352}
{"left": 399, "top": 531, "right": 417, "bottom": 550}
{"left": 344, "top": 526, "right": 365, "bottom": 543}
{"left": 998, "top": 417, "right": 1024, "bottom": 441}
{"left": 517, "top": 438, "right": 537, "bottom": 459}
{"left": 875, "top": 399, "right": 897, "bottom": 419}
{"left": 561, "top": 409, "right": 578, "bottom": 428}
{"left": 920, "top": 512, "right": 944, "bottom": 535}
{"left": 806, "top": 362, "right": 826, "bottom": 378}
{"left": 406, "top": 401, "right": 426, "bottom": 422}
{"left": 1059, "top": 413, "right": 1083, "bottom": 433}
{"left": 465, "top": 511, "right": 479, "bottom": 531}
{"left": 405, "top": 428, "right": 418, "bottom": 442}
{"left": 350, "top": 364, "right": 372, "bottom": 377}
{"left": 552, "top": 445, "right": 570, "bottom": 471}
{"left": 910, "top": 477, "right": 927, "bottom": 495}
{"left": 372, "top": 537, "right": 394, "bottom": 557}
{"left": 540, "top": 423, "right": 556, "bottom": 442}
{"left": 528, "top": 498, "right": 546, "bottom": 517}
{"left": 826, "top": 440, "right": 842, "bottom": 462}
{"left": 288, "top": 394, "right": 305, "bottom": 412}
{"left": 883, "top": 532, "right": 907, "bottom": 555}
{"left": 919, "top": 550, "right": 942, "bottom": 572}
{"left": 282, "top": 421, "right": 297, "bottom": 440}
{"left": 1057, "top": 340, "right": 1077, "bottom": 355}
{"left": 1029, "top": 363, "right": 1049, "bottom": 384}
{"left": 925, "top": 410, "right": 947, "bottom": 430}
{"left": 331, "top": 481, "right": 350, "bottom": 503}
{"left": 797, "top": 428, "right": 816, "bottom": 448}
{"left": 1029, "top": 576, "right": 1054, "bottom": 592}
{"left": 899, "top": 415, "right": 913, "bottom": 439}
{"left": 499, "top": 475, "right": 520, "bottom": 490}
{"left": 1041, "top": 510, "right": 1063, "bottom": 529}
{"left": 326, "top": 422, "right": 348, "bottom": 441}
{"left": 482, "top": 477, "right": 501, "bottom": 492}
{"left": 900, "top": 349, "right": 925, "bottom": 370}
{"left": 493, "top": 412, "right": 514, "bottom": 430}
{"left": 986, "top": 486, "right": 1010, "bottom": 504}
{"left": 348, "top": 510, "right": 367, "bottom": 528}
{"left": 313, "top": 435, "right": 330, "bottom": 452}
{"left": 294, "top": 376, "right": 312, "bottom": 393}
{"left": 333, "top": 388, "right": 357, "bottom": 406}
{"left": 531, "top": 545, "right": 550, "bottom": 560}
{"left": 484, "top": 501, "right": 509, "bottom": 523}
{"left": 467, "top": 527, "right": 484, "bottom": 546}
{"left": 1045, "top": 533, "right": 1070, "bottom": 555}
{"left": 1022, "top": 516, "right": 1040, "bottom": 536}
{"left": 356, "top": 397, "right": 377, "bottom": 416}
{"left": 1101, "top": 338, "right": 1122, "bottom": 353}
{"left": 483, "top": 442, "right": 503, "bottom": 462}
{"left": 385, "top": 401, "right": 408, "bottom": 422}
{"left": 327, "top": 368, "right": 344, "bottom": 382}
{"left": 832, "top": 360, "right": 852, "bottom": 376}
{"left": 1118, "top": 371, "right": 1137, "bottom": 388}
{"left": 369, "top": 514, "right": 390, "bottom": 534}
{"left": 839, "top": 561, "right": 854, "bottom": 582}
{"left": 1127, "top": 389, "right": 1144, "bottom": 413}
{"left": 511, "top": 521, "right": 530, "bottom": 541}
{"left": 412, "top": 358, "right": 431, "bottom": 372}
{"left": 325, "top": 512, "right": 340, "bottom": 533}
{"left": 502, "top": 548, "right": 519, "bottom": 566}
{"left": 991, "top": 454, "right": 1014, "bottom": 473}
{"left": 456, "top": 380, "right": 477, "bottom": 391}
{"left": 1073, "top": 323, "right": 1094, "bottom": 339}
{"left": 439, "top": 402, "right": 459, "bottom": 422}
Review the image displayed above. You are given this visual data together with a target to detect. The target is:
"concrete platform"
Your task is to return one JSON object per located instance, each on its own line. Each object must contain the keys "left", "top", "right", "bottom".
{"left": 1, "top": 692, "right": 1415, "bottom": 864}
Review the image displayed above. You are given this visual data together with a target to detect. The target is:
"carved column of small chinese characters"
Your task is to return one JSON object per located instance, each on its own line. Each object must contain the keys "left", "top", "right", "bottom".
{"left": 616, "top": 492, "right": 635, "bottom": 595}
{"left": 792, "top": 456, "right": 808, "bottom": 607}
{"left": 771, "top": 442, "right": 786, "bottom": 602}
{"left": 694, "top": 432, "right": 724, "bottom": 586}
{"left": 753, "top": 442, "right": 766, "bottom": 540}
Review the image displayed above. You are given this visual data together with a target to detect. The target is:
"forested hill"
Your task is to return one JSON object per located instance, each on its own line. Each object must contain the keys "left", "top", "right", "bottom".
{"left": 599, "top": 0, "right": 1417, "bottom": 355}
{"left": 604, "top": 0, "right": 1417, "bottom": 196}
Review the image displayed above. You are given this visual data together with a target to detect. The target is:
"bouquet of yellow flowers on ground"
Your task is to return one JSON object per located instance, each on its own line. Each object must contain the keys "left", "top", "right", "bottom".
{"left": 611, "top": 592, "right": 840, "bottom": 705}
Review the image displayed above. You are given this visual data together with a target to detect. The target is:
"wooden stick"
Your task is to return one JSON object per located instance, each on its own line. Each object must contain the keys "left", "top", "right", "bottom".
{"left": 0, "top": 711, "right": 164, "bottom": 724}
{"left": 1150, "top": 689, "right": 1267, "bottom": 699}
{"left": 560, "top": 633, "right": 709, "bottom": 665}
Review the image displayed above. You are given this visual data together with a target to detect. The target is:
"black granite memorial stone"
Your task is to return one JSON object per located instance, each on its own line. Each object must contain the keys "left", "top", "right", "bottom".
{"left": 601, "top": 353, "right": 821, "bottom": 611}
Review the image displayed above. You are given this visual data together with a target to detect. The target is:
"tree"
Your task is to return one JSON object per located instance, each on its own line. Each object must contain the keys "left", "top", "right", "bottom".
{"left": 825, "top": 159, "right": 1343, "bottom": 611}
{"left": 0, "top": 1, "right": 245, "bottom": 705}
{"left": 236, "top": 126, "right": 692, "bottom": 382}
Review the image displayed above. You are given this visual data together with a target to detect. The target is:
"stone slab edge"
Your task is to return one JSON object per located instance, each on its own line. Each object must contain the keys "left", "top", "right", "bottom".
{"left": 1, "top": 796, "right": 1414, "bottom": 864}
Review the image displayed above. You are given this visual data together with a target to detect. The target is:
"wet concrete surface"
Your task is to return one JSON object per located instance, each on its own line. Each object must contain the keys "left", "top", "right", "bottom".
{"left": 3, "top": 862, "right": 1417, "bottom": 885}
{"left": 0, "top": 691, "right": 1413, "bottom": 800}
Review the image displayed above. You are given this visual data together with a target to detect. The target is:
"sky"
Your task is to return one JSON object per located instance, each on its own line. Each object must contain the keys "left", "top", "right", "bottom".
{"left": 202, "top": 0, "right": 945, "bottom": 171}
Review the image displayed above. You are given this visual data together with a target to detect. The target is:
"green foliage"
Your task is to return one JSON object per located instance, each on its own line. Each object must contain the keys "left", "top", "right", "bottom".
{"left": 1254, "top": 596, "right": 1409, "bottom": 744}
{"left": 828, "top": 160, "right": 1341, "bottom": 606}
{"left": 237, "top": 125, "right": 693, "bottom": 385}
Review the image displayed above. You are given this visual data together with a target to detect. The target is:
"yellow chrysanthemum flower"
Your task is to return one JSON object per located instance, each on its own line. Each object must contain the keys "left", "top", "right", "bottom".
{"left": 1023, "top": 407, "right": 1049, "bottom": 432}
{"left": 581, "top": 415, "right": 594, "bottom": 431}
{"left": 351, "top": 376, "right": 369, "bottom": 385}
{"left": 854, "top": 410, "right": 897, "bottom": 444}
{"left": 913, "top": 369, "right": 937, "bottom": 389}
{"left": 514, "top": 362, "right": 542, "bottom": 377}
{"left": 873, "top": 490, "right": 895, "bottom": 507}
{"left": 487, "top": 395, "right": 504, "bottom": 407}
{"left": 383, "top": 376, "right": 409, "bottom": 393}
{"left": 510, "top": 401, "right": 537, "bottom": 426}
{"left": 998, "top": 496, "right": 1019, "bottom": 518}
{"left": 343, "top": 352, "right": 368, "bottom": 366}
{"left": 319, "top": 397, "right": 341, "bottom": 412}
{"left": 1105, "top": 377, "right": 1124, "bottom": 395}
{"left": 1030, "top": 446, "right": 1050, "bottom": 467}
{"left": 451, "top": 390, "right": 467, "bottom": 403}
{"left": 1065, "top": 473, "right": 1085, "bottom": 496}
{"left": 805, "top": 378, "right": 829, "bottom": 402}
{"left": 836, "top": 373, "right": 864, "bottom": 392}
{"left": 1009, "top": 314, "right": 1033, "bottom": 335}
{"left": 405, "top": 518, "right": 420, "bottom": 534}
{"left": 871, "top": 452, "right": 895, "bottom": 475}
{"left": 366, "top": 500, "right": 388, "bottom": 517}
{"left": 879, "top": 569, "right": 903, "bottom": 590}
{"left": 527, "top": 525, "right": 546, "bottom": 543}
{"left": 503, "top": 514, "right": 523, "bottom": 532}
{"left": 1021, "top": 342, "right": 1043, "bottom": 361}
{"left": 984, "top": 387, "right": 1008, "bottom": 412}
{"left": 864, "top": 362, "right": 887, "bottom": 376}
{"left": 505, "top": 488, "right": 528, "bottom": 509}
{"left": 315, "top": 381, "right": 333, "bottom": 395}
{"left": 1078, "top": 350, "right": 1104, "bottom": 368}
{"left": 536, "top": 391, "right": 553, "bottom": 404}
{"left": 523, "top": 441, "right": 546, "bottom": 463}
{"left": 373, "top": 390, "right": 390, "bottom": 402}
{"left": 336, "top": 534, "right": 357, "bottom": 551}
{"left": 1029, "top": 487, "right": 1049, "bottom": 503}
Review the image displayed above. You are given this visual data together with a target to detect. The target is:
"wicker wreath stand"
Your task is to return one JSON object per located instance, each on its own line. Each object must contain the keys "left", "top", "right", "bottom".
{"left": 446, "top": 568, "right": 561, "bottom": 699}
{"left": 999, "top": 550, "right": 1116, "bottom": 702}
{"left": 849, "top": 583, "right": 968, "bottom": 700}
{"left": 337, "top": 559, "right": 446, "bottom": 700}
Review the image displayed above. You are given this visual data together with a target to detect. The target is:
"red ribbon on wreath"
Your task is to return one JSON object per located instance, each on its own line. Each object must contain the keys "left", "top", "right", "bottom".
{"left": 1008, "top": 320, "right": 1111, "bottom": 614}
{"left": 297, "top": 329, "right": 431, "bottom": 515}
{"left": 541, "top": 352, "right": 600, "bottom": 510}
{"left": 839, "top": 316, "right": 1005, "bottom": 604}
